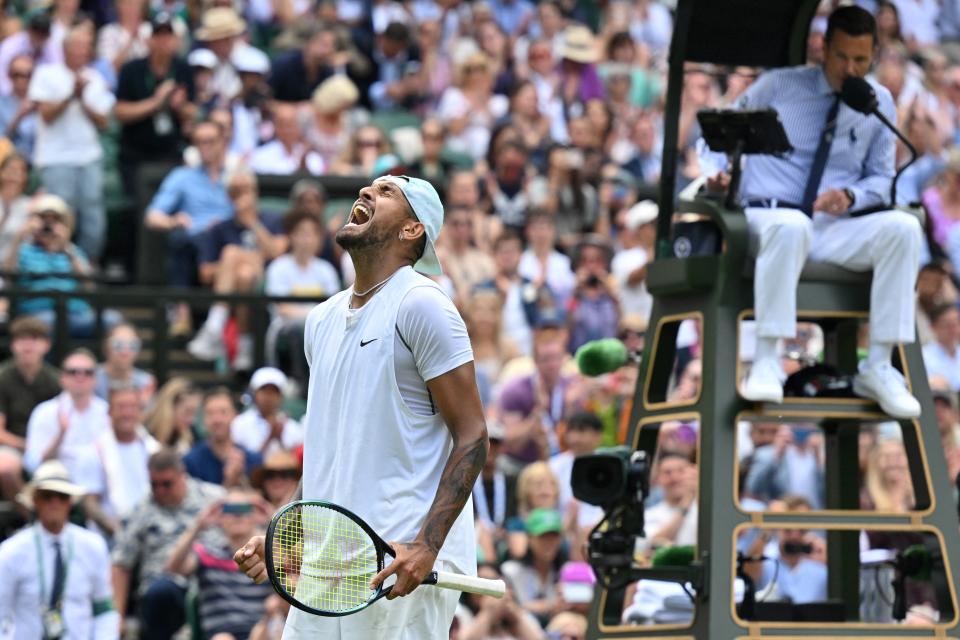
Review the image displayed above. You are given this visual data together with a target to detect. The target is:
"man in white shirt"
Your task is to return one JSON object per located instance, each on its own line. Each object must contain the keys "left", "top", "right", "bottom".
{"left": 922, "top": 303, "right": 960, "bottom": 390}
{"left": 249, "top": 102, "right": 324, "bottom": 175}
{"left": 518, "top": 209, "right": 576, "bottom": 307}
{"left": 28, "top": 26, "right": 114, "bottom": 262}
{"left": 86, "top": 386, "right": 160, "bottom": 536}
{"left": 231, "top": 367, "right": 303, "bottom": 456}
{"left": 236, "top": 176, "right": 488, "bottom": 638}
{"left": 480, "top": 231, "right": 535, "bottom": 356}
{"left": 0, "top": 460, "right": 118, "bottom": 639}
{"left": 612, "top": 200, "right": 656, "bottom": 320}
{"left": 24, "top": 349, "right": 110, "bottom": 496}
{"left": 644, "top": 451, "right": 698, "bottom": 549}
{"left": 549, "top": 411, "right": 604, "bottom": 530}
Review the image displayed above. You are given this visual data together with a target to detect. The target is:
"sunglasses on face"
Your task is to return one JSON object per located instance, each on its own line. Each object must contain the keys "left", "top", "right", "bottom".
{"left": 357, "top": 139, "right": 382, "bottom": 148}
{"left": 110, "top": 338, "right": 141, "bottom": 352}
{"left": 64, "top": 368, "right": 95, "bottom": 378}
{"left": 9, "top": 70, "right": 31, "bottom": 79}
{"left": 264, "top": 469, "right": 299, "bottom": 481}
{"left": 35, "top": 490, "right": 71, "bottom": 502}
{"left": 150, "top": 478, "right": 176, "bottom": 490}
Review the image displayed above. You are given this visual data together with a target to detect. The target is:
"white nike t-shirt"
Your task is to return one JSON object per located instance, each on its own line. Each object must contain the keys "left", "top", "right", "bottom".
{"left": 358, "top": 284, "right": 473, "bottom": 416}
{"left": 302, "top": 267, "right": 476, "bottom": 576}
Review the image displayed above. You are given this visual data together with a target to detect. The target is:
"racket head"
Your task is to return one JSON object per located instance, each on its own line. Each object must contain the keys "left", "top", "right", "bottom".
{"left": 265, "top": 500, "right": 391, "bottom": 617}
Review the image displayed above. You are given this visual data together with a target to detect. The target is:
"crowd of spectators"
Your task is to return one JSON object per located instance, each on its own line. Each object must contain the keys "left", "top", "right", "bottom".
{"left": 2, "top": 0, "right": 960, "bottom": 637}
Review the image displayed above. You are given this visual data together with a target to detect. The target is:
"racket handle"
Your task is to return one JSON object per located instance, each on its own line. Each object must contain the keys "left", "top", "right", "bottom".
{"left": 425, "top": 571, "right": 506, "bottom": 598}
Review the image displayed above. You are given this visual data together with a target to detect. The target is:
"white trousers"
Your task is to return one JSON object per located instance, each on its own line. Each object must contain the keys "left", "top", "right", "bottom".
{"left": 281, "top": 573, "right": 460, "bottom": 639}
{"left": 744, "top": 207, "right": 922, "bottom": 343}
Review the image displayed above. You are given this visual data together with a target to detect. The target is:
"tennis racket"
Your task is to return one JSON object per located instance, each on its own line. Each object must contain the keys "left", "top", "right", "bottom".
{"left": 265, "top": 500, "right": 506, "bottom": 616}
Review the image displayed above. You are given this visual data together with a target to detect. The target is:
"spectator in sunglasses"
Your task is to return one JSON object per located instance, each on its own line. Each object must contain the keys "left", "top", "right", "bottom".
{"left": 111, "top": 448, "right": 224, "bottom": 640}
{"left": 24, "top": 348, "right": 110, "bottom": 496}
{"left": 94, "top": 322, "right": 156, "bottom": 402}
{"left": 252, "top": 449, "right": 301, "bottom": 509}
{"left": 0, "top": 57, "right": 38, "bottom": 159}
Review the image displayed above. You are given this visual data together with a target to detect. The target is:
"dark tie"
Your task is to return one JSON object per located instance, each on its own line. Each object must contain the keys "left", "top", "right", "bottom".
{"left": 800, "top": 93, "right": 842, "bottom": 216}
{"left": 50, "top": 540, "right": 65, "bottom": 609}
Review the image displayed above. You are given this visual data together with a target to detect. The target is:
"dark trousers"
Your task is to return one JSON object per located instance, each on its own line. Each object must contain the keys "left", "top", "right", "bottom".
{"left": 139, "top": 576, "right": 187, "bottom": 640}
{"left": 167, "top": 228, "right": 200, "bottom": 288}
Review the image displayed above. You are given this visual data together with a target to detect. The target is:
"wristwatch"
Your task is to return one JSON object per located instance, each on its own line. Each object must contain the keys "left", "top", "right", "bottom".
{"left": 843, "top": 188, "right": 855, "bottom": 208}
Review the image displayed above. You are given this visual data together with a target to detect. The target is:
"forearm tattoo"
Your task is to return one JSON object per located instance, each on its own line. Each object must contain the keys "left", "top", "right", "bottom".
{"left": 420, "top": 435, "right": 488, "bottom": 554}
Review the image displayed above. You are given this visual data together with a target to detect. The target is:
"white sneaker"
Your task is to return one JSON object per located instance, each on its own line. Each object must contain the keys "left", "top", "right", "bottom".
{"left": 853, "top": 362, "right": 921, "bottom": 419}
{"left": 187, "top": 326, "right": 223, "bottom": 361}
{"left": 233, "top": 334, "right": 253, "bottom": 371}
{"left": 741, "top": 358, "right": 786, "bottom": 403}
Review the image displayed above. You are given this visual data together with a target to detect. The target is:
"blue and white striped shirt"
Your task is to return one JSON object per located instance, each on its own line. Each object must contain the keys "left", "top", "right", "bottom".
{"left": 737, "top": 66, "right": 896, "bottom": 210}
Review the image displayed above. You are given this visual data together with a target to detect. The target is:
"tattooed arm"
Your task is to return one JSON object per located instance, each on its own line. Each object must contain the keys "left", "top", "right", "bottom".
{"left": 370, "top": 361, "right": 488, "bottom": 598}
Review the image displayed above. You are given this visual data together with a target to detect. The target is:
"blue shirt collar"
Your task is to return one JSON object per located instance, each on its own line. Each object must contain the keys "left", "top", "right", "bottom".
{"left": 816, "top": 67, "right": 836, "bottom": 96}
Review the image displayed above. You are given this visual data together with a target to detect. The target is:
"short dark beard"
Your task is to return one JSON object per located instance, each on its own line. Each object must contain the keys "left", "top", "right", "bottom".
{"left": 334, "top": 220, "right": 394, "bottom": 253}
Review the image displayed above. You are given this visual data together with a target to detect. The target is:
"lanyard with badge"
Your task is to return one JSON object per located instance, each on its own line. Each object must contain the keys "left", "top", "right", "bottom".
{"left": 144, "top": 67, "right": 176, "bottom": 136}
{"left": 33, "top": 526, "right": 72, "bottom": 640}
{"left": 539, "top": 380, "right": 564, "bottom": 456}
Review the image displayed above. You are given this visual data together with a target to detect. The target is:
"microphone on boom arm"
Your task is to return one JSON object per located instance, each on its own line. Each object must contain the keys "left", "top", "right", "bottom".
{"left": 839, "top": 76, "right": 918, "bottom": 214}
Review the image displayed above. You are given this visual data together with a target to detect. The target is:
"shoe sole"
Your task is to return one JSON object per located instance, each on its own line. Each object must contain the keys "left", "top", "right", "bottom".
{"left": 852, "top": 378, "right": 920, "bottom": 419}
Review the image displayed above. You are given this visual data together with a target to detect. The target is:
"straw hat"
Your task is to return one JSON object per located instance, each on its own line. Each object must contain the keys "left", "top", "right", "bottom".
{"left": 311, "top": 75, "right": 360, "bottom": 114}
{"left": 17, "top": 460, "right": 86, "bottom": 506}
{"left": 560, "top": 24, "right": 598, "bottom": 64}
{"left": 252, "top": 450, "right": 301, "bottom": 489}
{"left": 196, "top": 7, "right": 246, "bottom": 41}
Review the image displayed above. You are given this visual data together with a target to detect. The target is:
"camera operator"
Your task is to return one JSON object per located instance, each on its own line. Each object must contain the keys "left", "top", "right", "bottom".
{"left": 6, "top": 194, "right": 118, "bottom": 337}
{"left": 742, "top": 495, "right": 827, "bottom": 604}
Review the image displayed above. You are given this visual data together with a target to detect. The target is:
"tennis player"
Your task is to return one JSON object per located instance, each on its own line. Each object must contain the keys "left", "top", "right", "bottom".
{"left": 235, "top": 175, "right": 488, "bottom": 638}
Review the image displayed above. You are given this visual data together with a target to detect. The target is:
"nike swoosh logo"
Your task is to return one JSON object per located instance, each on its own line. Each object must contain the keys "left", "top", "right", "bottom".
{"left": 360, "top": 338, "right": 378, "bottom": 347}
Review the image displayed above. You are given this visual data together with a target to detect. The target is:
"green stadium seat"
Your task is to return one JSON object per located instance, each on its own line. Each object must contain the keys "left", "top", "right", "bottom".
{"left": 440, "top": 150, "right": 475, "bottom": 170}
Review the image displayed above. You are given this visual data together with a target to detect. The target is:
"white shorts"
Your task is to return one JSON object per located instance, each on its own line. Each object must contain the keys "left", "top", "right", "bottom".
{"left": 281, "top": 562, "right": 460, "bottom": 640}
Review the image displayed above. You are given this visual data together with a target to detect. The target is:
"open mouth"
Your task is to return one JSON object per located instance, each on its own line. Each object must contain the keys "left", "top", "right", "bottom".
{"left": 347, "top": 201, "right": 373, "bottom": 226}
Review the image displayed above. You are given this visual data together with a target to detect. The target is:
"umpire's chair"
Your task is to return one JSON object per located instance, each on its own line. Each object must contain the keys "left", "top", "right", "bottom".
{"left": 584, "top": 1, "right": 960, "bottom": 638}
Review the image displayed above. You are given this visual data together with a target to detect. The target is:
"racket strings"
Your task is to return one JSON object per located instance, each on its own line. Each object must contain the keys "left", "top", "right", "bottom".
{"left": 272, "top": 504, "right": 378, "bottom": 613}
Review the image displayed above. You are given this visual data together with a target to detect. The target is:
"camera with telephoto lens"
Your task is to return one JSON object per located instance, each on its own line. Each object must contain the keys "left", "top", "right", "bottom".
{"left": 585, "top": 274, "right": 602, "bottom": 288}
{"left": 572, "top": 446, "right": 650, "bottom": 509}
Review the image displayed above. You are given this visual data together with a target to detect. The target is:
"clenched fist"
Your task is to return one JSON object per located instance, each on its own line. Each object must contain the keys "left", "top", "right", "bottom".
{"left": 234, "top": 535, "right": 268, "bottom": 584}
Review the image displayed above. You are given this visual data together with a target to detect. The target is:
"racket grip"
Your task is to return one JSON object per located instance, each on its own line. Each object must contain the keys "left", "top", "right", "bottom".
{"left": 426, "top": 571, "right": 506, "bottom": 598}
